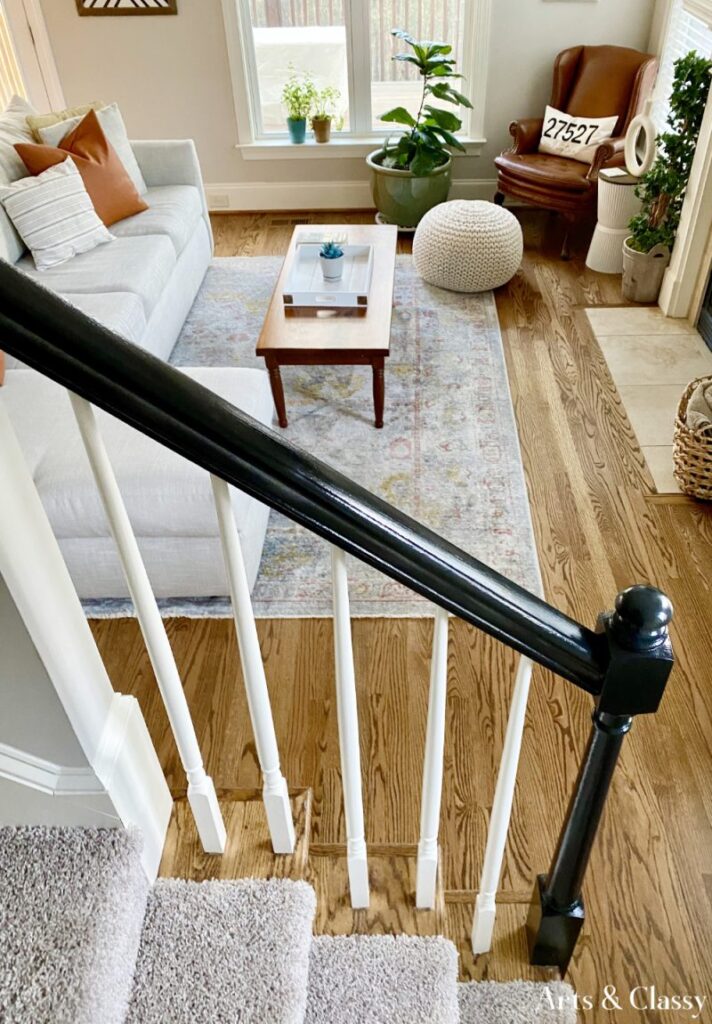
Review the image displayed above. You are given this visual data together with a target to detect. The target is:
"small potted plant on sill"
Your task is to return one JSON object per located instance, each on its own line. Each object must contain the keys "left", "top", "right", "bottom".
{"left": 311, "top": 85, "right": 341, "bottom": 144}
{"left": 282, "top": 68, "right": 317, "bottom": 145}
{"left": 623, "top": 50, "right": 712, "bottom": 302}
{"left": 367, "top": 28, "right": 472, "bottom": 228}
{"left": 319, "top": 240, "right": 345, "bottom": 281}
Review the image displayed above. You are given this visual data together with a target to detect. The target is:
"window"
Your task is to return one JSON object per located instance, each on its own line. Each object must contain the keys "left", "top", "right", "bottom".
{"left": 651, "top": 0, "right": 712, "bottom": 131}
{"left": 0, "top": 0, "right": 26, "bottom": 109}
{"left": 224, "top": 0, "right": 488, "bottom": 153}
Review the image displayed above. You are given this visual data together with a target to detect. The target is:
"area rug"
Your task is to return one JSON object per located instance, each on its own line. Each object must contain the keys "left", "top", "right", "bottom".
{"left": 84, "top": 256, "right": 540, "bottom": 618}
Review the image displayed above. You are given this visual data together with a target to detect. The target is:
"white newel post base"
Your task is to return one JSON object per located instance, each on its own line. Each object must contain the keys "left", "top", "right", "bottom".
{"left": 187, "top": 771, "right": 227, "bottom": 854}
{"left": 347, "top": 837, "right": 370, "bottom": 909}
{"left": 416, "top": 837, "right": 440, "bottom": 909}
{"left": 263, "top": 769, "right": 296, "bottom": 855}
{"left": 471, "top": 892, "right": 497, "bottom": 953}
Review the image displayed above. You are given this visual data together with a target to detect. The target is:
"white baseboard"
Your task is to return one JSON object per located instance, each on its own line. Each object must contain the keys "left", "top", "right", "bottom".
{"left": 206, "top": 178, "right": 499, "bottom": 212}
{"left": 0, "top": 743, "right": 105, "bottom": 796}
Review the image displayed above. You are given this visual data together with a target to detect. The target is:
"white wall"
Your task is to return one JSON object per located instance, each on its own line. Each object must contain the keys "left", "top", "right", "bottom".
{"left": 38, "top": 0, "right": 656, "bottom": 200}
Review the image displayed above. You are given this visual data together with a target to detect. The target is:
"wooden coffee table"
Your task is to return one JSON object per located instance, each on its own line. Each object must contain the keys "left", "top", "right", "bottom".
{"left": 256, "top": 224, "right": 398, "bottom": 428}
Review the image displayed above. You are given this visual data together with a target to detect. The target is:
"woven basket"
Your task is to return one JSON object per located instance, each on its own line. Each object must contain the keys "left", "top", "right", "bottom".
{"left": 672, "top": 375, "right": 712, "bottom": 500}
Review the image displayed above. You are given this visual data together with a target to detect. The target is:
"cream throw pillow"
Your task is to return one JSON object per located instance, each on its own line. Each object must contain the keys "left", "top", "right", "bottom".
{"left": 0, "top": 94, "right": 38, "bottom": 263}
{"left": 0, "top": 159, "right": 113, "bottom": 271}
{"left": 37, "top": 103, "right": 147, "bottom": 195}
{"left": 26, "top": 101, "right": 104, "bottom": 141}
{"left": 538, "top": 105, "right": 618, "bottom": 164}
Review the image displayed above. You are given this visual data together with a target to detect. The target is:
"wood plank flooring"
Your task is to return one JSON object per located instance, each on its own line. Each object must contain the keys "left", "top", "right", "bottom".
{"left": 91, "top": 210, "right": 712, "bottom": 1020}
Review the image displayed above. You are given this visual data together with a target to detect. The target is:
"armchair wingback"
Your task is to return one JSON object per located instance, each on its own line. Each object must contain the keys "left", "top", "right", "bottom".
{"left": 494, "top": 45, "right": 658, "bottom": 257}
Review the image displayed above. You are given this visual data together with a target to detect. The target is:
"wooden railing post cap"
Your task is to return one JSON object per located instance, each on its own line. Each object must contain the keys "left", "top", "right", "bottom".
{"left": 596, "top": 585, "right": 674, "bottom": 718}
{"left": 611, "top": 585, "right": 673, "bottom": 649}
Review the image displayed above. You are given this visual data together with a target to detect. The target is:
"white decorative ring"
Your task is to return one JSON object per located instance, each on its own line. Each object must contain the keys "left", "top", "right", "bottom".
{"left": 624, "top": 114, "right": 657, "bottom": 177}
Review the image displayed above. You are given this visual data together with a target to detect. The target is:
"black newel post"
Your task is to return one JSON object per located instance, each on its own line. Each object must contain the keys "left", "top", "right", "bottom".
{"left": 527, "top": 585, "right": 674, "bottom": 974}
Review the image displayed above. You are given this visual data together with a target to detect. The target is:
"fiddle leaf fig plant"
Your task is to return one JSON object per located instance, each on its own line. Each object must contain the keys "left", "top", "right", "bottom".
{"left": 628, "top": 50, "right": 712, "bottom": 253}
{"left": 378, "top": 28, "right": 472, "bottom": 177}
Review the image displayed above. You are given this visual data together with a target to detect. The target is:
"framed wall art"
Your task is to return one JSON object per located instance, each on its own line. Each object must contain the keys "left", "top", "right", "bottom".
{"left": 75, "top": 1, "right": 178, "bottom": 15}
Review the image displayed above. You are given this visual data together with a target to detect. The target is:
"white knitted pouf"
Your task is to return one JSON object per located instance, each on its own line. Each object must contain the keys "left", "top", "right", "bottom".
{"left": 413, "top": 200, "right": 523, "bottom": 292}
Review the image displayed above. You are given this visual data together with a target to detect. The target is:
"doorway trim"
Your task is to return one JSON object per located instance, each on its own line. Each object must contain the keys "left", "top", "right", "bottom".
{"left": 2, "top": 0, "right": 64, "bottom": 110}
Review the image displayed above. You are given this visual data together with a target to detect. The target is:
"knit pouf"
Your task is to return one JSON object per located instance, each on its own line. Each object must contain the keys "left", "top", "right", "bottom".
{"left": 413, "top": 200, "right": 523, "bottom": 292}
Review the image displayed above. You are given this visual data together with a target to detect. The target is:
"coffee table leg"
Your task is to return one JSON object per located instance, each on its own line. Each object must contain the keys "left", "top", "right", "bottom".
{"left": 372, "top": 358, "right": 385, "bottom": 429}
{"left": 266, "top": 357, "right": 288, "bottom": 428}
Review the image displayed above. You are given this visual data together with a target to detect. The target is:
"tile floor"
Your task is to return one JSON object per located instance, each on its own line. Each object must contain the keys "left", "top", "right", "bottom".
{"left": 585, "top": 306, "right": 712, "bottom": 494}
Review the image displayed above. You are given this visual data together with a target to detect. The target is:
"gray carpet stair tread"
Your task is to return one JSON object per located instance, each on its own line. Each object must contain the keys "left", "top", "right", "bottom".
{"left": 0, "top": 826, "right": 149, "bottom": 1024}
{"left": 305, "top": 934, "right": 459, "bottom": 1023}
{"left": 126, "top": 877, "right": 316, "bottom": 1024}
{"left": 458, "top": 979, "right": 578, "bottom": 1023}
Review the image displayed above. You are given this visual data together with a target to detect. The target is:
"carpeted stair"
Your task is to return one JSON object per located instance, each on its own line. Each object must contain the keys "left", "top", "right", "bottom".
{"left": 0, "top": 826, "right": 577, "bottom": 1024}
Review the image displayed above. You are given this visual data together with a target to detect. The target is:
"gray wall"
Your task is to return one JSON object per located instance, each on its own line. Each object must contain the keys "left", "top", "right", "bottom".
{"left": 40, "top": 0, "right": 656, "bottom": 191}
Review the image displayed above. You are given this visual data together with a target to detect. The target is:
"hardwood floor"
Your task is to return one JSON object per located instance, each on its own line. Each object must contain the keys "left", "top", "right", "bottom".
{"left": 92, "top": 209, "right": 712, "bottom": 1021}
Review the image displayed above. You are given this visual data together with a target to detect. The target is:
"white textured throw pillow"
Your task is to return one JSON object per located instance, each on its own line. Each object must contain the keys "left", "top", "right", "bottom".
{"left": 0, "top": 95, "right": 38, "bottom": 263}
{"left": 0, "top": 159, "right": 113, "bottom": 271}
{"left": 38, "top": 102, "right": 148, "bottom": 195}
{"left": 538, "top": 105, "right": 618, "bottom": 164}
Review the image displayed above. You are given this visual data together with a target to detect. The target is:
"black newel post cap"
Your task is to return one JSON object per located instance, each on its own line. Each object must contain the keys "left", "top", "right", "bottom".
{"left": 596, "top": 585, "right": 674, "bottom": 717}
{"left": 610, "top": 585, "right": 674, "bottom": 649}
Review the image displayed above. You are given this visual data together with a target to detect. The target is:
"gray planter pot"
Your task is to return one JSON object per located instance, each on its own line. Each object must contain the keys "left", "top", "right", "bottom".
{"left": 366, "top": 149, "right": 452, "bottom": 229}
{"left": 621, "top": 238, "right": 671, "bottom": 302}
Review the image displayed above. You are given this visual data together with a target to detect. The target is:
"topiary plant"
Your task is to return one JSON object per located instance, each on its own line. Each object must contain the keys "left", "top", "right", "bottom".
{"left": 377, "top": 28, "right": 472, "bottom": 177}
{"left": 628, "top": 50, "right": 712, "bottom": 254}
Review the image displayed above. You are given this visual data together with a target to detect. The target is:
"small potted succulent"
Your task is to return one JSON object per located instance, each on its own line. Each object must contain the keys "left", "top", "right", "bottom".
{"left": 311, "top": 85, "right": 341, "bottom": 144}
{"left": 319, "top": 240, "right": 345, "bottom": 281}
{"left": 282, "top": 68, "right": 317, "bottom": 144}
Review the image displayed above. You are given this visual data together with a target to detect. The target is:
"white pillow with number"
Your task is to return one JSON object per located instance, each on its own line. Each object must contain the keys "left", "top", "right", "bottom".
{"left": 538, "top": 105, "right": 618, "bottom": 164}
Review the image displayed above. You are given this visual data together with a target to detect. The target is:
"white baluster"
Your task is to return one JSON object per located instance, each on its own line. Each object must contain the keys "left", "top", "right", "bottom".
{"left": 416, "top": 605, "right": 449, "bottom": 908}
{"left": 210, "top": 475, "right": 295, "bottom": 854}
{"left": 331, "top": 546, "right": 369, "bottom": 908}
{"left": 69, "top": 394, "right": 226, "bottom": 854}
{"left": 471, "top": 655, "right": 533, "bottom": 953}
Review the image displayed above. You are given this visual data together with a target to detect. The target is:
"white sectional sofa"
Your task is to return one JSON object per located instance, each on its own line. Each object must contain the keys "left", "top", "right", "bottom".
{"left": 1, "top": 138, "right": 273, "bottom": 598}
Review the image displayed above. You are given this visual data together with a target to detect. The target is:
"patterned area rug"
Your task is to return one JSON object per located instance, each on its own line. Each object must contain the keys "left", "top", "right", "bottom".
{"left": 85, "top": 256, "right": 540, "bottom": 617}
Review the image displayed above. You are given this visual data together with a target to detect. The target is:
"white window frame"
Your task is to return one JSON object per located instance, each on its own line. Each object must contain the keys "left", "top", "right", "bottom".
{"left": 2, "top": 0, "right": 64, "bottom": 111}
{"left": 220, "top": 0, "right": 489, "bottom": 160}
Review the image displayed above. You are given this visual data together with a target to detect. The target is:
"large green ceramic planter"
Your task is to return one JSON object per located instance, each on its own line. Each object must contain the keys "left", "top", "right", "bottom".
{"left": 367, "top": 150, "right": 452, "bottom": 228}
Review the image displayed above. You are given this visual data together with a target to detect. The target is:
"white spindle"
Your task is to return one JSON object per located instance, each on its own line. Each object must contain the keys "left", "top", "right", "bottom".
{"left": 210, "top": 475, "right": 295, "bottom": 854}
{"left": 416, "top": 605, "right": 449, "bottom": 908}
{"left": 69, "top": 394, "right": 226, "bottom": 854}
{"left": 331, "top": 545, "right": 369, "bottom": 908}
{"left": 471, "top": 655, "right": 533, "bottom": 953}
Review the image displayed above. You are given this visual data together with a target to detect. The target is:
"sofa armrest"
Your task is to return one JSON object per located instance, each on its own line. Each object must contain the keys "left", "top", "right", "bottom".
{"left": 586, "top": 137, "right": 626, "bottom": 181}
{"left": 508, "top": 118, "right": 544, "bottom": 155}
{"left": 130, "top": 139, "right": 212, "bottom": 249}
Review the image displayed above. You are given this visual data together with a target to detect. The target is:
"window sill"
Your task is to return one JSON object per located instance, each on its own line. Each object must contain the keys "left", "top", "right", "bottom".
{"left": 236, "top": 136, "right": 486, "bottom": 161}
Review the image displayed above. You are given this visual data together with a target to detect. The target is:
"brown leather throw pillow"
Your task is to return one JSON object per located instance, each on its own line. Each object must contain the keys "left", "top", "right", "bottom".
{"left": 15, "top": 109, "right": 148, "bottom": 227}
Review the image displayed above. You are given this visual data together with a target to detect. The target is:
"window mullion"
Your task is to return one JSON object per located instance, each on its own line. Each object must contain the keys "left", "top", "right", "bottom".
{"left": 344, "top": 0, "right": 373, "bottom": 135}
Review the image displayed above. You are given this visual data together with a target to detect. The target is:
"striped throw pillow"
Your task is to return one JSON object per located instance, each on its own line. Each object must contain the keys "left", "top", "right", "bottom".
{"left": 0, "top": 158, "right": 112, "bottom": 271}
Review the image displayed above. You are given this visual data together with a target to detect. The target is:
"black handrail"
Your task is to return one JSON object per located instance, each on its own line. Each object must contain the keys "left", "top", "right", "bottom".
{"left": 0, "top": 262, "right": 605, "bottom": 690}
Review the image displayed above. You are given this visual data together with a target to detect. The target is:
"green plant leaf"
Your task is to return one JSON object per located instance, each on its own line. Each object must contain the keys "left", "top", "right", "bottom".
{"left": 423, "top": 105, "right": 461, "bottom": 130}
{"left": 428, "top": 125, "right": 466, "bottom": 151}
{"left": 391, "top": 28, "right": 416, "bottom": 45}
{"left": 410, "top": 149, "right": 439, "bottom": 176}
{"left": 392, "top": 54, "right": 427, "bottom": 69}
{"left": 427, "top": 82, "right": 473, "bottom": 108}
{"left": 380, "top": 106, "right": 417, "bottom": 127}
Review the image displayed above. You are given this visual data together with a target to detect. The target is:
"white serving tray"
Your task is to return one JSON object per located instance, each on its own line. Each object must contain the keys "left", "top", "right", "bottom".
{"left": 283, "top": 244, "right": 373, "bottom": 310}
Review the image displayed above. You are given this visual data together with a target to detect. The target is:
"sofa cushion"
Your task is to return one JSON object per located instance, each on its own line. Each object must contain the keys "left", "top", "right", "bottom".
{"left": 110, "top": 185, "right": 202, "bottom": 256}
{"left": 16, "top": 234, "right": 176, "bottom": 317}
{"left": 1, "top": 95, "right": 37, "bottom": 263}
{"left": 3, "top": 366, "right": 274, "bottom": 540}
{"left": 62, "top": 291, "right": 147, "bottom": 344}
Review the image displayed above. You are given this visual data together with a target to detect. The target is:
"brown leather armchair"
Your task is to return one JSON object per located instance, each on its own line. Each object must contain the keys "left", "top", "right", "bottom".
{"left": 494, "top": 45, "right": 658, "bottom": 257}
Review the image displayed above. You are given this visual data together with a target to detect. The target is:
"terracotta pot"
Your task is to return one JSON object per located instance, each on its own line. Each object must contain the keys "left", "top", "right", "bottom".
{"left": 621, "top": 238, "right": 671, "bottom": 302}
{"left": 312, "top": 117, "right": 332, "bottom": 144}
{"left": 366, "top": 149, "right": 452, "bottom": 228}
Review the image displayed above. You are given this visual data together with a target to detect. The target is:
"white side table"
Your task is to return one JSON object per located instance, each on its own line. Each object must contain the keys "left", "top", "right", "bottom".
{"left": 586, "top": 168, "right": 642, "bottom": 274}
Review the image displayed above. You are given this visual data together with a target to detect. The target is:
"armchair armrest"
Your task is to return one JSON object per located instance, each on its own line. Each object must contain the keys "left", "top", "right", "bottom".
{"left": 508, "top": 118, "right": 544, "bottom": 155}
{"left": 586, "top": 137, "right": 626, "bottom": 181}
{"left": 130, "top": 139, "right": 212, "bottom": 249}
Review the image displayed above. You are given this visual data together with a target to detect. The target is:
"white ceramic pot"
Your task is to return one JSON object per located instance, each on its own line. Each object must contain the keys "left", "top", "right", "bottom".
{"left": 320, "top": 254, "right": 344, "bottom": 281}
